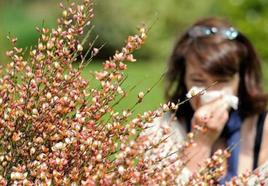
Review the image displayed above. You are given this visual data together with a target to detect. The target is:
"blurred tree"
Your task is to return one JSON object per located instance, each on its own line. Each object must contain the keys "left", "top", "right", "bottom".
{"left": 92, "top": 0, "right": 214, "bottom": 59}
{"left": 211, "top": 0, "right": 268, "bottom": 62}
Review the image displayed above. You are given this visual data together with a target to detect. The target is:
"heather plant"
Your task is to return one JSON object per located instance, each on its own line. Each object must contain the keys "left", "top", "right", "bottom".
{"left": 0, "top": 0, "right": 267, "bottom": 185}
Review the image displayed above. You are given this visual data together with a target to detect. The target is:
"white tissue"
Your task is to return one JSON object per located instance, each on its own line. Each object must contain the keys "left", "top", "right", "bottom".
{"left": 186, "top": 86, "right": 239, "bottom": 110}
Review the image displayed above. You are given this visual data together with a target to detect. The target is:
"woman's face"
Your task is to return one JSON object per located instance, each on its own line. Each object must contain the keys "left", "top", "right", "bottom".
{"left": 185, "top": 60, "right": 240, "bottom": 111}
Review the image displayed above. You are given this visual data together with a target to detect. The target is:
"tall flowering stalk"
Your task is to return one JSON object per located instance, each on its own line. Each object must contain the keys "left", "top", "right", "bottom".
{"left": 0, "top": 0, "right": 267, "bottom": 185}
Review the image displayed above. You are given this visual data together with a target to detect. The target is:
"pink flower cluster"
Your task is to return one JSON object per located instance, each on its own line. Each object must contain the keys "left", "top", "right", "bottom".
{"left": 0, "top": 0, "right": 266, "bottom": 185}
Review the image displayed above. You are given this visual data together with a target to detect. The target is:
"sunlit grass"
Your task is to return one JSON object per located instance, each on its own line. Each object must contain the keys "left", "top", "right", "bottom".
{"left": 80, "top": 59, "right": 167, "bottom": 114}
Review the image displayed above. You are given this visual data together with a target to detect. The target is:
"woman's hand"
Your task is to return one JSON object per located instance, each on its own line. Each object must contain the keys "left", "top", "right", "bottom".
{"left": 191, "top": 96, "right": 229, "bottom": 147}
{"left": 185, "top": 96, "right": 230, "bottom": 171}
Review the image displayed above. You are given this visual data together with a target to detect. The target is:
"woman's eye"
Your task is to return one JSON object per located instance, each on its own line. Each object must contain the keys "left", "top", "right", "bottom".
{"left": 217, "top": 79, "right": 230, "bottom": 83}
{"left": 191, "top": 79, "right": 205, "bottom": 84}
{"left": 192, "top": 79, "right": 205, "bottom": 83}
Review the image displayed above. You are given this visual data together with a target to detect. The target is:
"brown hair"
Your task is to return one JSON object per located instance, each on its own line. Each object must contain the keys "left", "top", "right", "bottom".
{"left": 165, "top": 17, "right": 267, "bottom": 120}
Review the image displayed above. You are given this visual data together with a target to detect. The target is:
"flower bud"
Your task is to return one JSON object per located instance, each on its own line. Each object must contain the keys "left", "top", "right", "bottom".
{"left": 11, "top": 172, "right": 24, "bottom": 180}
{"left": 77, "top": 44, "right": 83, "bottom": 52}
{"left": 118, "top": 166, "right": 125, "bottom": 175}
{"left": 138, "top": 92, "right": 144, "bottom": 99}
{"left": 62, "top": 10, "right": 68, "bottom": 17}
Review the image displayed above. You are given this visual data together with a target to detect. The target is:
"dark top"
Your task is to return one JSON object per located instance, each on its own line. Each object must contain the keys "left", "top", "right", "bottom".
{"left": 253, "top": 111, "right": 267, "bottom": 169}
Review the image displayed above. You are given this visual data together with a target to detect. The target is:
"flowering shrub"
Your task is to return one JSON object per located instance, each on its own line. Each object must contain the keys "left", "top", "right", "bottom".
{"left": 0, "top": 0, "right": 267, "bottom": 185}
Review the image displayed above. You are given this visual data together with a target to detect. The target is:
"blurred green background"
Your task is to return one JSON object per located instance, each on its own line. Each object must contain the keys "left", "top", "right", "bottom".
{"left": 0, "top": 0, "right": 268, "bottom": 113}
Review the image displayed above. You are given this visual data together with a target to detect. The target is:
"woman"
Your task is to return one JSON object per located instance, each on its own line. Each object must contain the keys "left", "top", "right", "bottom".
{"left": 164, "top": 17, "right": 268, "bottom": 182}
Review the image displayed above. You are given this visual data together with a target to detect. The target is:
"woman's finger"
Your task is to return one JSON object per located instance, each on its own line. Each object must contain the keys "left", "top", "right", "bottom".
{"left": 193, "top": 101, "right": 229, "bottom": 130}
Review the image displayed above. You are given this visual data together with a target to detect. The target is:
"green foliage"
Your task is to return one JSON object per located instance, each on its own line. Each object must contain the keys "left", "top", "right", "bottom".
{"left": 210, "top": 0, "right": 268, "bottom": 62}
